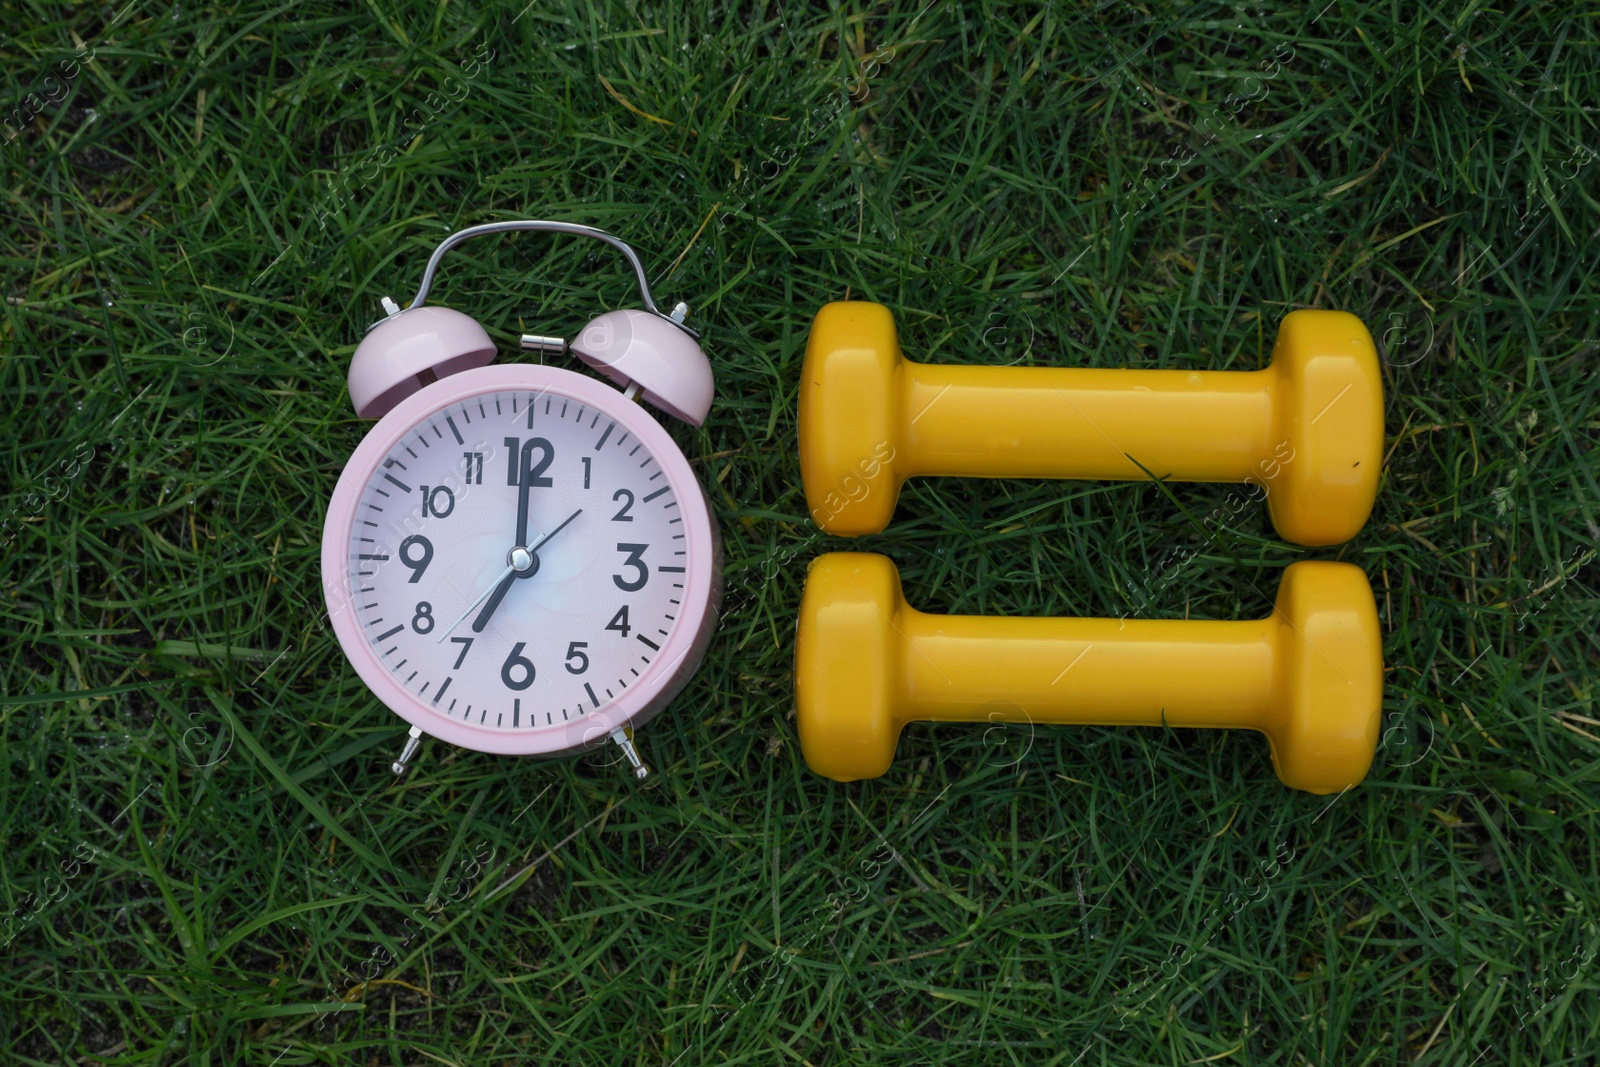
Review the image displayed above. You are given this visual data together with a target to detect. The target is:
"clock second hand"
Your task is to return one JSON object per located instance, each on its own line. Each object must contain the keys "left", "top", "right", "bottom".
{"left": 432, "top": 508, "right": 586, "bottom": 643}
{"left": 525, "top": 507, "right": 583, "bottom": 556}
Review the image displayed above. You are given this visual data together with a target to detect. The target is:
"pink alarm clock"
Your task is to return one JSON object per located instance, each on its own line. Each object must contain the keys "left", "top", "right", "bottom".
{"left": 321, "top": 221, "right": 721, "bottom": 779}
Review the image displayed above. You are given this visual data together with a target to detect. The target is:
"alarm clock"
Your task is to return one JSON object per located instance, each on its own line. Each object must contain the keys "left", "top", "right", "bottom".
{"left": 321, "top": 220, "right": 721, "bottom": 780}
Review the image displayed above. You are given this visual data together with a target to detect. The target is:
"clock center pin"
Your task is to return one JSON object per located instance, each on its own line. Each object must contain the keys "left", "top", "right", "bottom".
{"left": 508, "top": 545, "right": 539, "bottom": 577}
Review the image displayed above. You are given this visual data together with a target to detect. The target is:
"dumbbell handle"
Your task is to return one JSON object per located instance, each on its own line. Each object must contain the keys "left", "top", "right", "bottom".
{"left": 904, "top": 365, "right": 1277, "bottom": 482}
{"left": 897, "top": 610, "right": 1276, "bottom": 729}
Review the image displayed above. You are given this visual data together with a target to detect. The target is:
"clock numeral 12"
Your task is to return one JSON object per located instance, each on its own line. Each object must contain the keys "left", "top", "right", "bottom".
{"left": 504, "top": 437, "right": 555, "bottom": 487}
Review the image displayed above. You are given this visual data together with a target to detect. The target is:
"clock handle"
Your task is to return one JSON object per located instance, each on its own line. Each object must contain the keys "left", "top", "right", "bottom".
{"left": 406, "top": 220, "right": 681, "bottom": 326}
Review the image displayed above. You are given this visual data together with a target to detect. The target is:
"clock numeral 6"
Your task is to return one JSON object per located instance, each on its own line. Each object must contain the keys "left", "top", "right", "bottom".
{"left": 564, "top": 641, "right": 589, "bottom": 674}
{"left": 399, "top": 535, "right": 433, "bottom": 583}
{"left": 411, "top": 601, "right": 434, "bottom": 634}
{"left": 501, "top": 642, "right": 536, "bottom": 690}
{"left": 420, "top": 485, "right": 455, "bottom": 518}
{"left": 613, "top": 543, "right": 650, "bottom": 592}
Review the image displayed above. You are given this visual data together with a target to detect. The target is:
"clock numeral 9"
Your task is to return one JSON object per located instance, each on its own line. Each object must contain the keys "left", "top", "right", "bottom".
{"left": 399, "top": 535, "right": 432, "bottom": 583}
{"left": 613, "top": 543, "right": 650, "bottom": 592}
{"left": 501, "top": 642, "right": 536, "bottom": 691}
{"left": 419, "top": 485, "right": 455, "bottom": 518}
{"left": 412, "top": 601, "right": 434, "bottom": 634}
{"left": 564, "top": 641, "right": 589, "bottom": 674}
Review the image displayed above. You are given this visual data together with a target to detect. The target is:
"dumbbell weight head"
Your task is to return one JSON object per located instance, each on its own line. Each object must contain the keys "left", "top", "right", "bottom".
{"left": 794, "top": 551, "right": 906, "bottom": 780}
{"left": 797, "top": 302, "right": 905, "bottom": 535}
{"left": 794, "top": 552, "right": 1383, "bottom": 793}
{"left": 1263, "top": 559, "right": 1383, "bottom": 793}
{"left": 1261, "top": 310, "right": 1384, "bottom": 547}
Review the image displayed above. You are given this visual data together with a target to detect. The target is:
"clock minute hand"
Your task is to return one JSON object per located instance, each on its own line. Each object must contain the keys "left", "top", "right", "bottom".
{"left": 513, "top": 438, "right": 534, "bottom": 548}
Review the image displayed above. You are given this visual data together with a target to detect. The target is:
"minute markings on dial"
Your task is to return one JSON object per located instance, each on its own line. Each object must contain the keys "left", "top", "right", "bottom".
{"left": 352, "top": 388, "right": 686, "bottom": 730}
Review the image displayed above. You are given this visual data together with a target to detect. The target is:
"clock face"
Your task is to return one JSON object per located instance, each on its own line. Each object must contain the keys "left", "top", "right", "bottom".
{"left": 323, "top": 366, "right": 716, "bottom": 755}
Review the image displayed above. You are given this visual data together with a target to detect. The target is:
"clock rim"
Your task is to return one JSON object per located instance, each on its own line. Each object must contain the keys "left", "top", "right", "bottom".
{"left": 321, "top": 363, "right": 717, "bottom": 756}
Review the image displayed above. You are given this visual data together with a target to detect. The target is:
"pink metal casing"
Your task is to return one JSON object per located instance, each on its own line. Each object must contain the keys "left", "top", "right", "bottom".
{"left": 321, "top": 363, "right": 720, "bottom": 756}
{"left": 348, "top": 307, "right": 496, "bottom": 419}
{"left": 571, "top": 309, "right": 714, "bottom": 426}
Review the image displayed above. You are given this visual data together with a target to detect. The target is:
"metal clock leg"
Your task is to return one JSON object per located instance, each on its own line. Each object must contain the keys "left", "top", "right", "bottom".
{"left": 391, "top": 725, "right": 424, "bottom": 776}
{"left": 609, "top": 727, "right": 651, "bottom": 780}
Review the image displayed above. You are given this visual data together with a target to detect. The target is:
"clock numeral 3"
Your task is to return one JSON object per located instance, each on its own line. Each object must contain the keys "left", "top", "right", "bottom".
{"left": 612, "top": 543, "right": 650, "bottom": 591}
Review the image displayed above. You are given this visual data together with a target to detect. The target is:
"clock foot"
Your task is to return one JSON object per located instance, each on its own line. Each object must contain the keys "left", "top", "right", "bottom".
{"left": 391, "top": 725, "right": 424, "bottom": 776}
{"left": 609, "top": 727, "right": 651, "bottom": 780}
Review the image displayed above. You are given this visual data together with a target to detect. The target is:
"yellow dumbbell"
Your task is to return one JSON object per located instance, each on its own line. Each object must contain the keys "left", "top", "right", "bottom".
{"left": 798, "top": 302, "right": 1383, "bottom": 546}
{"left": 795, "top": 553, "right": 1382, "bottom": 794}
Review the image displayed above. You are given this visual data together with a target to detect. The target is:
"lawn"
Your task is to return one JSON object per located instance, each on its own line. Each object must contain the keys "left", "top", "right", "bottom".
{"left": 2, "top": 1, "right": 1598, "bottom": 1063}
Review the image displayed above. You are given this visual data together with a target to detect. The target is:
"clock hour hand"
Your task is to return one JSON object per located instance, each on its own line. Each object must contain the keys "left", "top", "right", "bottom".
{"left": 436, "top": 561, "right": 515, "bottom": 643}
{"left": 471, "top": 571, "right": 517, "bottom": 634}
{"left": 470, "top": 509, "right": 583, "bottom": 634}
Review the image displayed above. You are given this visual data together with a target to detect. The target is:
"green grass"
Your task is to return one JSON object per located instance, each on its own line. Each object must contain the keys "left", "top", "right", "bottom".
{"left": 3, "top": 0, "right": 1598, "bottom": 1062}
